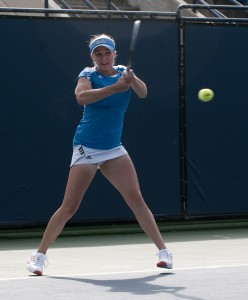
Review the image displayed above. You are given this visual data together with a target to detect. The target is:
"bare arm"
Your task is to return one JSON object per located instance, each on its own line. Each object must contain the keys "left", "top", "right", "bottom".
{"left": 130, "top": 75, "right": 147, "bottom": 98}
{"left": 75, "top": 76, "right": 130, "bottom": 106}
{"left": 123, "top": 70, "right": 147, "bottom": 99}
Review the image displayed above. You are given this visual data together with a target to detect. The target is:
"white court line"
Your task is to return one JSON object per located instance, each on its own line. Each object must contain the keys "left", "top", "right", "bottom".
{"left": 1, "top": 263, "right": 248, "bottom": 282}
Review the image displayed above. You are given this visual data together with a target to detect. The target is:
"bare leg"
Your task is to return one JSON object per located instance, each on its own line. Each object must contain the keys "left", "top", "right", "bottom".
{"left": 100, "top": 155, "right": 166, "bottom": 250}
{"left": 38, "top": 164, "right": 98, "bottom": 254}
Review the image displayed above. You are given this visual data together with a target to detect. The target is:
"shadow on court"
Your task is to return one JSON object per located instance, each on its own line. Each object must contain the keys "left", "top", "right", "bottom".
{"left": 49, "top": 273, "right": 203, "bottom": 300}
{"left": 1, "top": 228, "right": 248, "bottom": 299}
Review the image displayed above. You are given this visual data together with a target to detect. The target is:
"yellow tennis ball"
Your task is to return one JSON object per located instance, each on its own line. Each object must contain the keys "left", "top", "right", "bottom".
{"left": 198, "top": 89, "right": 214, "bottom": 102}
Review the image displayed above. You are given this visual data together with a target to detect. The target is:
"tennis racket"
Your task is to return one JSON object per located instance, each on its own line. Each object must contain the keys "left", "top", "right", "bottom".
{"left": 126, "top": 20, "right": 141, "bottom": 72}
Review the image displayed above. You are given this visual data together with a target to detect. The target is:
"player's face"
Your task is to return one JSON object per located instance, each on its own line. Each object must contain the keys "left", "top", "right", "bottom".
{"left": 91, "top": 46, "right": 116, "bottom": 75}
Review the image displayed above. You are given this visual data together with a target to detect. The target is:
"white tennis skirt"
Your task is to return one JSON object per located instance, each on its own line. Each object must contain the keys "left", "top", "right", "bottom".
{"left": 70, "top": 144, "right": 128, "bottom": 167}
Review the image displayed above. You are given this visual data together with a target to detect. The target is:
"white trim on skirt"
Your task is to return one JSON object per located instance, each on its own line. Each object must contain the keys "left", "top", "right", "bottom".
{"left": 70, "top": 144, "right": 128, "bottom": 167}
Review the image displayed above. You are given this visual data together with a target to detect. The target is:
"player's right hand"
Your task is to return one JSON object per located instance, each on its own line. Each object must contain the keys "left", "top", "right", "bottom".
{"left": 114, "top": 76, "right": 130, "bottom": 92}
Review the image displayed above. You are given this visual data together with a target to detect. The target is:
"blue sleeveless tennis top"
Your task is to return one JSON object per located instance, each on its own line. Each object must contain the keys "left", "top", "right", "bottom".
{"left": 73, "top": 65, "right": 131, "bottom": 150}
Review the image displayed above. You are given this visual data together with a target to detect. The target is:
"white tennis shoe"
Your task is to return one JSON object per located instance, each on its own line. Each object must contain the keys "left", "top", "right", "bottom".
{"left": 26, "top": 252, "right": 48, "bottom": 276}
{"left": 156, "top": 248, "right": 173, "bottom": 269}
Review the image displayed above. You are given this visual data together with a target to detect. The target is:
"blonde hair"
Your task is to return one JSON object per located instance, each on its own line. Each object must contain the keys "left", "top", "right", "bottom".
{"left": 89, "top": 34, "right": 115, "bottom": 48}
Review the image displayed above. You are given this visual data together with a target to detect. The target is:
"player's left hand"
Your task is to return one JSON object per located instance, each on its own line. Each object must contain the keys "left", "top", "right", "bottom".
{"left": 122, "top": 69, "right": 135, "bottom": 84}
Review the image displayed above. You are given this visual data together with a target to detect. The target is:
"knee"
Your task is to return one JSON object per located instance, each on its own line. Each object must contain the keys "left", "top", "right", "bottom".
{"left": 57, "top": 204, "right": 79, "bottom": 221}
{"left": 126, "top": 192, "right": 146, "bottom": 210}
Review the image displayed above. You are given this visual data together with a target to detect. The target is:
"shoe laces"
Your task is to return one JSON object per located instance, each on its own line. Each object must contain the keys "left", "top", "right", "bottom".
{"left": 30, "top": 253, "right": 49, "bottom": 268}
{"left": 157, "top": 249, "right": 171, "bottom": 260}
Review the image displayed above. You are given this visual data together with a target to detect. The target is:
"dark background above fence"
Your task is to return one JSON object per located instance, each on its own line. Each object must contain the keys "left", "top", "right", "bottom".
{"left": 184, "top": 23, "right": 248, "bottom": 216}
{"left": 0, "top": 17, "right": 180, "bottom": 225}
{"left": 1, "top": 15, "right": 248, "bottom": 226}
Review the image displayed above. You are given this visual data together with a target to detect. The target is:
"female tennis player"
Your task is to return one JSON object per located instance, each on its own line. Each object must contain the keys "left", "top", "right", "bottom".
{"left": 26, "top": 34, "right": 173, "bottom": 275}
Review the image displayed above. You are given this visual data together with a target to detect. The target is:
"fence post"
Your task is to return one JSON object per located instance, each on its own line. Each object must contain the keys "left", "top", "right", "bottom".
{"left": 107, "top": 0, "right": 111, "bottom": 10}
{"left": 44, "top": 0, "right": 49, "bottom": 17}
{"left": 44, "top": 0, "right": 49, "bottom": 8}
